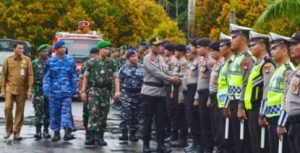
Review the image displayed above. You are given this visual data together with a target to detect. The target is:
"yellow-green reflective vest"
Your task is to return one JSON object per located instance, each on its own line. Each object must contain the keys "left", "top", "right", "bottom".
{"left": 228, "top": 52, "right": 253, "bottom": 100}
{"left": 244, "top": 58, "right": 274, "bottom": 110}
{"left": 217, "top": 60, "right": 231, "bottom": 108}
{"left": 266, "top": 63, "right": 295, "bottom": 118}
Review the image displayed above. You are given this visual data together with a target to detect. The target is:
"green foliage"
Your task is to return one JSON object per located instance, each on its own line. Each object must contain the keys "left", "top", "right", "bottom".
{"left": 255, "top": 0, "right": 300, "bottom": 31}
{"left": 0, "top": 0, "right": 185, "bottom": 49}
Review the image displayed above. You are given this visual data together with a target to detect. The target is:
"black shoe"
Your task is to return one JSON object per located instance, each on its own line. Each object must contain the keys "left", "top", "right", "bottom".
{"left": 165, "top": 130, "right": 178, "bottom": 143}
{"left": 143, "top": 143, "right": 151, "bottom": 153}
{"left": 34, "top": 125, "right": 42, "bottom": 140}
{"left": 13, "top": 134, "right": 23, "bottom": 141}
{"left": 184, "top": 143, "right": 197, "bottom": 153}
{"left": 129, "top": 132, "right": 138, "bottom": 142}
{"left": 119, "top": 130, "right": 128, "bottom": 141}
{"left": 43, "top": 128, "right": 51, "bottom": 139}
{"left": 51, "top": 132, "right": 60, "bottom": 142}
{"left": 169, "top": 139, "right": 188, "bottom": 147}
{"left": 96, "top": 131, "right": 107, "bottom": 146}
{"left": 64, "top": 128, "right": 75, "bottom": 141}
{"left": 157, "top": 145, "right": 172, "bottom": 153}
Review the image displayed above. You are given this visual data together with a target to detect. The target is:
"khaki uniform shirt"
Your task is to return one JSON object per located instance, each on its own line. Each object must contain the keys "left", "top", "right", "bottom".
{"left": 1, "top": 55, "right": 33, "bottom": 95}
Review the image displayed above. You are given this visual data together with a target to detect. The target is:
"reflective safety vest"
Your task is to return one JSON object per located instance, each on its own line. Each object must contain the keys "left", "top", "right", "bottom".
{"left": 266, "top": 63, "right": 295, "bottom": 118}
{"left": 244, "top": 58, "right": 274, "bottom": 110}
{"left": 228, "top": 51, "right": 253, "bottom": 100}
{"left": 217, "top": 59, "right": 231, "bottom": 108}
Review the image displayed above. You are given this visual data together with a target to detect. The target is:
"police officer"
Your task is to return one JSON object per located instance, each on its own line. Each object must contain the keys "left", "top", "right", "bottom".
{"left": 43, "top": 41, "right": 77, "bottom": 142}
{"left": 217, "top": 33, "right": 235, "bottom": 153}
{"left": 244, "top": 31, "right": 275, "bottom": 153}
{"left": 184, "top": 38, "right": 201, "bottom": 153}
{"left": 207, "top": 41, "right": 224, "bottom": 152}
{"left": 193, "top": 38, "right": 213, "bottom": 153}
{"left": 141, "top": 37, "right": 180, "bottom": 153}
{"left": 169, "top": 44, "right": 188, "bottom": 148}
{"left": 162, "top": 42, "right": 178, "bottom": 143}
{"left": 81, "top": 40, "right": 120, "bottom": 146}
{"left": 280, "top": 32, "right": 300, "bottom": 153}
{"left": 32, "top": 44, "right": 51, "bottom": 140}
{"left": 224, "top": 24, "right": 255, "bottom": 153}
{"left": 118, "top": 48, "right": 144, "bottom": 142}
{"left": 78, "top": 47, "right": 99, "bottom": 141}
{"left": 259, "top": 32, "right": 294, "bottom": 153}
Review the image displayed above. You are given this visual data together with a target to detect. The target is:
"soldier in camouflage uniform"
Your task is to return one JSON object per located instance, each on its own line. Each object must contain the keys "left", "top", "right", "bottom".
{"left": 32, "top": 44, "right": 51, "bottom": 140}
{"left": 78, "top": 47, "right": 99, "bottom": 140}
{"left": 81, "top": 40, "right": 120, "bottom": 146}
{"left": 118, "top": 48, "right": 144, "bottom": 142}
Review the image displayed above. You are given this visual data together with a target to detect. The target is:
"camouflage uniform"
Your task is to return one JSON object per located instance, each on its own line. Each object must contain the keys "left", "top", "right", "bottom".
{"left": 116, "top": 57, "right": 126, "bottom": 69}
{"left": 119, "top": 61, "right": 144, "bottom": 133}
{"left": 79, "top": 63, "right": 89, "bottom": 131}
{"left": 43, "top": 55, "right": 77, "bottom": 132}
{"left": 84, "top": 56, "right": 118, "bottom": 132}
{"left": 32, "top": 58, "right": 49, "bottom": 128}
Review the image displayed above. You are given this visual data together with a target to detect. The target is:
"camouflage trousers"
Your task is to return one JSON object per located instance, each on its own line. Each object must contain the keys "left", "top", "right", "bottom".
{"left": 119, "top": 90, "right": 142, "bottom": 132}
{"left": 87, "top": 87, "right": 110, "bottom": 132}
{"left": 49, "top": 97, "right": 73, "bottom": 132}
{"left": 33, "top": 93, "right": 50, "bottom": 127}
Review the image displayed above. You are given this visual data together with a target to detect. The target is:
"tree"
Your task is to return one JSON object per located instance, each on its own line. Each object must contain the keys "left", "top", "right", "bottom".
{"left": 0, "top": 0, "right": 185, "bottom": 49}
{"left": 152, "top": 19, "right": 186, "bottom": 44}
{"left": 255, "top": 0, "right": 300, "bottom": 28}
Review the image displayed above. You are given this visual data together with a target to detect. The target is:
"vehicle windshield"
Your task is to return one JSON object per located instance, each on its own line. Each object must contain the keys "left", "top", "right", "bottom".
{"left": 62, "top": 39, "right": 98, "bottom": 57}
{"left": 0, "top": 40, "right": 13, "bottom": 51}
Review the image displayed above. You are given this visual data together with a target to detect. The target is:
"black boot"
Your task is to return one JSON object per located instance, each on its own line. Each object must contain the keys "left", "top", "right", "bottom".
{"left": 119, "top": 130, "right": 128, "bottom": 141}
{"left": 64, "top": 128, "right": 75, "bottom": 141}
{"left": 184, "top": 142, "right": 197, "bottom": 153}
{"left": 143, "top": 141, "right": 151, "bottom": 153}
{"left": 96, "top": 131, "right": 107, "bottom": 146}
{"left": 51, "top": 131, "right": 60, "bottom": 142}
{"left": 169, "top": 131, "right": 188, "bottom": 147}
{"left": 129, "top": 131, "right": 138, "bottom": 142}
{"left": 165, "top": 129, "right": 178, "bottom": 143}
{"left": 43, "top": 126, "right": 51, "bottom": 139}
{"left": 85, "top": 130, "right": 89, "bottom": 141}
{"left": 85, "top": 131, "right": 95, "bottom": 146}
{"left": 157, "top": 144, "right": 172, "bottom": 153}
{"left": 34, "top": 125, "right": 42, "bottom": 140}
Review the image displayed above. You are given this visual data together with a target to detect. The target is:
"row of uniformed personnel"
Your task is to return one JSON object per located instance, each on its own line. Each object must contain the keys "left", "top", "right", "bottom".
{"left": 140, "top": 24, "right": 300, "bottom": 153}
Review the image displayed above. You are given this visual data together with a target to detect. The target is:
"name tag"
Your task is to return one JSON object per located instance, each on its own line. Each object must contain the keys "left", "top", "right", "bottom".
{"left": 20, "top": 68, "right": 25, "bottom": 76}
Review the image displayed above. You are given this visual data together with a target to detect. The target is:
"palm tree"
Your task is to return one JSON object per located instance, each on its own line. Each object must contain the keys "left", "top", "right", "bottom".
{"left": 255, "top": 0, "right": 300, "bottom": 28}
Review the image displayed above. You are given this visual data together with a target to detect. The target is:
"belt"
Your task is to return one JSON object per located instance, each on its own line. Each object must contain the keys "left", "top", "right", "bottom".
{"left": 144, "top": 82, "right": 164, "bottom": 87}
{"left": 123, "top": 87, "right": 141, "bottom": 93}
{"left": 88, "top": 82, "right": 110, "bottom": 88}
{"left": 288, "top": 114, "right": 300, "bottom": 124}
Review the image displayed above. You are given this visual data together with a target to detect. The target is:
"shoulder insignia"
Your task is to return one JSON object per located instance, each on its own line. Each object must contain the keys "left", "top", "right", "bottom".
{"left": 242, "top": 59, "right": 250, "bottom": 70}
{"left": 263, "top": 63, "right": 272, "bottom": 74}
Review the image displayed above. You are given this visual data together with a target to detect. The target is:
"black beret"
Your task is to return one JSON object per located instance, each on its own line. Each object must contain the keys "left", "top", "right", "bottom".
{"left": 160, "top": 40, "right": 171, "bottom": 46}
{"left": 163, "top": 43, "right": 175, "bottom": 52}
{"left": 90, "top": 47, "right": 99, "bottom": 54}
{"left": 175, "top": 44, "right": 187, "bottom": 52}
{"left": 196, "top": 38, "right": 211, "bottom": 47}
{"left": 209, "top": 42, "right": 220, "bottom": 51}
{"left": 191, "top": 38, "right": 199, "bottom": 47}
